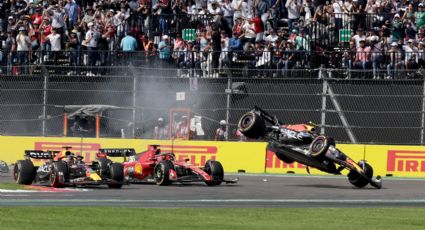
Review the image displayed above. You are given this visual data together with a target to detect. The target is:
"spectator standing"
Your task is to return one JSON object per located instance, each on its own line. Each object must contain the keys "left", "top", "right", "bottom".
{"left": 354, "top": 39, "right": 370, "bottom": 71}
{"left": 67, "top": 29, "right": 79, "bottom": 75}
{"left": 2, "top": 31, "right": 16, "bottom": 75}
{"left": 332, "top": 0, "right": 343, "bottom": 39}
{"left": 40, "top": 17, "right": 52, "bottom": 63}
{"left": 153, "top": 117, "right": 169, "bottom": 139}
{"left": 158, "top": 35, "right": 171, "bottom": 60}
{"left": 215, "top": 120, "right": 228, "bottom": 141}
{"left": 404, "top": 39, "right": 419, "bottom": 71}
{"left": 387, "top": 42, "right": 403, "bottom": 79}
{"left": 221, "top": 0, "right": 234, "bottom": 29}
{"left": 416, "top": 4, "right": 425, "bottom": 29}
{"left": 250, "top": 13, "right": 265, "bottom": 42}
{"left": 120, "top": 31, "right": 137, "bottom": 65}
{"left": 49, "top": 4, "right": 66, "bottom": 46}
{"left": 352, "top": 28, "right": 365, "bottom": 48}
{"left": 64, "top": 0, "right": 79, "bottom": 29}
{"left": 46, "top": 28, "right": 61, "bottom": 65}
{"left": 84, "top": 22, "right": 100, "bottom": 76}
{"left": 15, "top": 26, "right": 31, "bottom": 74}
{"left": 391, "top": 14, "right": 405, "bottom": 43}
{"left": 285, "top": 0, "right": 301, "bottom": 32}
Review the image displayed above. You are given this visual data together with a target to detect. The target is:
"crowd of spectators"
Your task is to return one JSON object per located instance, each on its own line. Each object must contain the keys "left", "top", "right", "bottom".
{"left": 0, "top": 0, "right": 425, "bottom": 78}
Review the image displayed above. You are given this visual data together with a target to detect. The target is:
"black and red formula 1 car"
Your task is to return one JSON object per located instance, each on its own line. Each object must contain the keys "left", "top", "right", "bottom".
{"left": 238, "top": 106, "right": 382, "bottom": 189}
{"left": 14, "top": 147, "right": 125, "bottom": 188}
{"left": 98, "top": 145, "right": 237, "bottom": 186}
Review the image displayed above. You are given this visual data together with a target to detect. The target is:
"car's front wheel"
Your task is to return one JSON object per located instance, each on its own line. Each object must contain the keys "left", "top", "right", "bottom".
{"left": 14, "top": 160, "right": 35, "bottom": 185}
{"left": 204, "top": 160, "right": 224, "bottom": 186}
{"left": 348, "top": 161, "right": 373, "bottom": 188}
{"left": 50, "top": 161, "right": 68, "bottom": 188}
{"left": 154, "top": 160, "right": 174, "bottom": 186}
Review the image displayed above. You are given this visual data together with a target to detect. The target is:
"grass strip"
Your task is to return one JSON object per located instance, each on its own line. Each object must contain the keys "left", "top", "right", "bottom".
{"left": 0, "top": 207, "right": 424, "bottom": 230}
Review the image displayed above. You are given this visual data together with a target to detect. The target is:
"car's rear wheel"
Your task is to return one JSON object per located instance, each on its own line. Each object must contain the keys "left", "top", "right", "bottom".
{"left": 348, "top": 161, "right": 373, "bottom": 188}
{"left": 14, "top": 160, "right": 35, "bottom": 185}
{"left": 98, "top": 158, "right": 112, "bottom": 177}
{"left": 154, "top": 160, "right": 174, "bottom": 186}
{"left": 309, "top": 135, "right": 335, "bottom": 158}
{"left": 238, "top": 111, "right": 266, "bottom": 139}
{"left": 50, "top": 161, "right": 68, "bottom": 188}
{"left": 108, "top": 163, "right": 124, "bottom": 189}
{"left": 204, "top": 160, "right": 224, "bottom": 186}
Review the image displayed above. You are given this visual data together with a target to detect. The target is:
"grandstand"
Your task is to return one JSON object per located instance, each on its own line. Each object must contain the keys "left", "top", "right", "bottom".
{"left": 1, "top": 0, "right": 425, "bottom": 144}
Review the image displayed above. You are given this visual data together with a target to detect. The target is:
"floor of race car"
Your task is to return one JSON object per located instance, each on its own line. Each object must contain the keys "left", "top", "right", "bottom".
{"left": 1, "top": 173, "right": 425, "bottom": 208}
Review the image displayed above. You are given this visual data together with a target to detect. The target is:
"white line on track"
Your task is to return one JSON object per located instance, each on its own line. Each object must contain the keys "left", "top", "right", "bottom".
{"left": 2, "top": 199, "right": 425, "bottom": 204}
{"left": 226, "top": 173, "right": 425, "bottom": 181}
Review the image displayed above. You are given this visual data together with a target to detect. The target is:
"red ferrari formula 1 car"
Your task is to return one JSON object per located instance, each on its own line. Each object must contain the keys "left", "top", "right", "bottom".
{"left": 238, "top": 106, "right": 382, "bottom": 189}
{"left": 97, "top": 146, "right": 237, "bottom": 186}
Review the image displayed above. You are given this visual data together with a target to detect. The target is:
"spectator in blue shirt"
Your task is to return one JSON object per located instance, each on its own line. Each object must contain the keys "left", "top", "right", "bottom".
{"left": 120, "top": 32, "right": 138, "bottom": 65}
{"left": 120, "top": 32, "right": 138, "bottom": 51}
{"left": 158, "top": 35, "right": 171, "bottom": 60}
{"left": 229, "top": 32, "right": 242, "bottom": 51}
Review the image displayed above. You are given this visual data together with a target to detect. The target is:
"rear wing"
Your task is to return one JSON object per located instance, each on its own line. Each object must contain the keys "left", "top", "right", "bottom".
{"left": 25, "top": 150, "right": 60, "bottom": 159}
{"left": 98, "top": 149, "right": 136, "bottom": 157}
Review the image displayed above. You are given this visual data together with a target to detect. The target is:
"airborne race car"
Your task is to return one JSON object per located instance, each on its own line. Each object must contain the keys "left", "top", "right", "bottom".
{"left": 14, "top": 147, "right": 125, "bottom": 188}
{"left": 238, "top": 106, "right": 382, "bottom": 189}
{"left": 98, "top": 145, "right": 236, "bottom": 186}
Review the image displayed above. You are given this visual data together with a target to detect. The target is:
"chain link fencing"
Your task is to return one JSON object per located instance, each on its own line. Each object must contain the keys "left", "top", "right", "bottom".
{"left": 1, "top": 65, "right": 425, "bottom": 145}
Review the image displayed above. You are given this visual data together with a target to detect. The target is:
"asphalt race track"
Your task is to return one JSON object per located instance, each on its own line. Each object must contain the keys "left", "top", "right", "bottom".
{"left": 1, "top": 173, "right": 425, "bottom": 208}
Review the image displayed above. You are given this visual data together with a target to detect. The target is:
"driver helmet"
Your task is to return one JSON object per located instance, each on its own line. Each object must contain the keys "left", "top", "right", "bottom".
{"left": 220, "top": 120, "right": 226, "bottom": 125}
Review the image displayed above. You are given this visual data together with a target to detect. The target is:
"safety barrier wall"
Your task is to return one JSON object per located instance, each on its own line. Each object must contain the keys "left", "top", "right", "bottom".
{"left": 1, "top": 136, "right": 425, "bottom": 178}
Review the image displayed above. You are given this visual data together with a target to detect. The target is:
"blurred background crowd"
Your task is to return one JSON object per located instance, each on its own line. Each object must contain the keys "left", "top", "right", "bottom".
{"left": 1, "top": 0, "right": 425, "bottom": 78}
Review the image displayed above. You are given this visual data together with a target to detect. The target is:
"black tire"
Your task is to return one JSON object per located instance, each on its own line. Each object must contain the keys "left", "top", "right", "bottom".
{"left": 14, "top": 160, "right": 35, "bottom": 185}
{"left": 348, "top": 161, "right": 373, "bottom": 188}
{"left": 97, "top": 158, "right": 112, "bottom": 177}
{"left": 238, "top": 111, "right": 266, "bottom": 139}
{"left": 154, "top": 160, "right": 174, "bottom": 186}
{"left": 108, "top": 163, "right": 124, "bottom": 189}
{"left": 204, "top": 160, "right": 224, "bottom": 186}
{"left": 309, "top": 135, "right": 335, "bottom": 158}
{"left": 50, "top": 161, "right": 68, "bottom": 188}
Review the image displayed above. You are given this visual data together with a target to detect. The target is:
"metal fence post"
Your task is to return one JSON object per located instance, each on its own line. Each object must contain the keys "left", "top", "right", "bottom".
{"left": 41, "top": 68, "right": 49, "bottom": 136}
{"left": 132, "top": 73, "right": 137, "bottom": 138}
{"left": 320, "top": 78, "right": 327, "bottom": 135}
{"left": 421, "top": 79, "right": 425, "bottom": 145}
{"left": 225, "top": 70, "right": 233, "bottom": 141}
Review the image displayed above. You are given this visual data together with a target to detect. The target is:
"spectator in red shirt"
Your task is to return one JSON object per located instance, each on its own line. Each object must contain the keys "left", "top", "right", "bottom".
{"left": 249, "top": 13, "right": 265, "bottom": 42}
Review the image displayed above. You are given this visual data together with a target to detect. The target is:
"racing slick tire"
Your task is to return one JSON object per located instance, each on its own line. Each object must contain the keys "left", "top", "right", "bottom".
{"left": 108, "top": 163, "right": 124, "bottom": 189}
{"left": 50, "top": 161, "right": 68, "bottom": 188}
{"left": 98, "top": 158, "right": 112, "bottom": 177}
{"left": 309, "top": 136, "right": 335, "bottom": 158}
{"left": 154, "top": 160, "right": 174, "bottom": 186}
{"left": 14, "top": 160, "right": 35, "bottom": 185}
{"left": 238, "top": 111, "right": 266, "bottom": 139}
{"left": 348, "top": 161, "right": 373, "bottom": 188}
{"left": 204, "top": 160, "right": 224, "bottom": 186}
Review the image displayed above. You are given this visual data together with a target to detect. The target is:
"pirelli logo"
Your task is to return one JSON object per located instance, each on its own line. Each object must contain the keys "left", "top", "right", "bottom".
{"left": 387, "top": 150, "right": 425, "bottom": 172}
{"left": 265, "top": 150, "right": 306, "bottom": 169}
{"left": 157, "top": 145, "right": 217, "bottom": 166}
{"left": 34, "top": 142, "right": 101, "bottom": 162}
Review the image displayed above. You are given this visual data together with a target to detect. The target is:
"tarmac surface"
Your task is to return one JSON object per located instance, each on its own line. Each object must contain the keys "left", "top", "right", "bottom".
{"left": 1, "top": 172, "right": 425, "bottom": 208}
